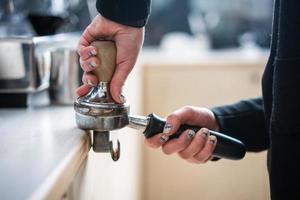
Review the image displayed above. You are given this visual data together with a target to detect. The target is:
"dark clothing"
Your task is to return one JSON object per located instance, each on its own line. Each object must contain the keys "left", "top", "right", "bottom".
{"left": 96, "top": 0, "right": 300, "bottom": 199}
{"left": 96, "top": 0, "right": 150, "bottom": 27}
{"left": 212, "top": 98, "right": 268, "bottom": 152}
{"left": 213, "top": 0, "right": 300, "bottom": 199}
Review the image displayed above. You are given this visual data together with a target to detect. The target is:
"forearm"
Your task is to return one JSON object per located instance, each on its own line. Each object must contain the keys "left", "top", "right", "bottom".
{"left": 211, "top": 97, "right": 269, "bottom": 152}
{"left": 96, "top": 0, "right": 151, "bottom": 27}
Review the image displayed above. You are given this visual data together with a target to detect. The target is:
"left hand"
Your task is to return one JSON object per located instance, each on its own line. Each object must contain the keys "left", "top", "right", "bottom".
{"left": 145, "top": 106, "right": 219, "bottom": 164}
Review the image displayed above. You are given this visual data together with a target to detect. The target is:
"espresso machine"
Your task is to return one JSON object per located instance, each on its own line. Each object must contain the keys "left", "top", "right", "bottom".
{"left": 0, "top": 33, "right": 83, "bottom": 107}
{"left": 0, "top": 0, "right": 91, "bottom": 107}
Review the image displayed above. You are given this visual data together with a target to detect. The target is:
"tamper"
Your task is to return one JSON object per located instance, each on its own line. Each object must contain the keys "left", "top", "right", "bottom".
{"left": 74, "top": 40, "right": 129, "bottom": 161}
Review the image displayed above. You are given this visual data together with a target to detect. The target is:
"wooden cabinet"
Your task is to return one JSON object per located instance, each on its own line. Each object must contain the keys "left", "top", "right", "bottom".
{"left": 140, "top": 50, "right": 270, "bottom": 200}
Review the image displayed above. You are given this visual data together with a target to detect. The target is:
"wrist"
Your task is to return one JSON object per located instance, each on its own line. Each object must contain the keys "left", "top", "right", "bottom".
{"left": 99, "top": 14, "right": 144, "bottom": 32}
{"left": 208, "top": 109, "right": 220, "bottom": 132}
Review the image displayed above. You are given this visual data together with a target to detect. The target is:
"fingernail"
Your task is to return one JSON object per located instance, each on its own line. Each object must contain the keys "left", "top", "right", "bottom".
{"left": 120, "top": 94, "right": 126, "bottom": 103}
{"left": 160, "top": 135, "right": 169, "bottom": 143}
{"left": 89, "top": 61, "right": 97, "bottom": 68}
{"left": 187, "top": 130, "right": 195, "bottom": 140}
{"left": 208, "top": 135, "right": 217, "bottom": 145}
{"left": 201, "top": 128, "right": 210, "bottom": 139}
{"left": 87, "top": 79, "right": 94, "bottom": 86}
{"left": 163, "top": 123, "right": 172, "bottom": 134}
{"left": 89, "top": 49, "right": 97, "bottom": 56}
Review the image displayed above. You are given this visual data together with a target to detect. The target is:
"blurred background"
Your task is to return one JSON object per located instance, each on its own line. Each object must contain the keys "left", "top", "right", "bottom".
{"left": 145, "top": 0, "right": 272, "bottom": 49}
{"left": 0, "top": 0, "right": 273, "bottom": 200}
{"left": 0, "top": 0, "right": 92, "bottom": 37}
{"left": 0, "top": 0, "right": 273, "bottom": 47}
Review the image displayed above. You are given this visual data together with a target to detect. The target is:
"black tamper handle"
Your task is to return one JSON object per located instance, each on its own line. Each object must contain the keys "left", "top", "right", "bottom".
{"left": 143, "top": 113, "right": 246, "bottom": 160}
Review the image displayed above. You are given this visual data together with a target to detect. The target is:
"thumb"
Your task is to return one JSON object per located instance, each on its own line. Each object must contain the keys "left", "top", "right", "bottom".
{"left": 110, "top": 61, "right": 133, "bottom": 103}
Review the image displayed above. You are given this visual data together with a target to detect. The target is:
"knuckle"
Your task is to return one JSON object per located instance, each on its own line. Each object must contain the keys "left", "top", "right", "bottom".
{"left": 202, "top": 149, "right": 211, "bottom": 158}
{"left": 77, "top": 47, "right": 84, "bottom": 55}
{"left": 150, "top": 143, "right": 160, "bottom": 149}
{"left": 80, "top": 60, "right": 89, "bottom": 70}
{"left": 195, "top": 156, "right": 206, "bottom": 163}
{"left": 166, "top": 114, "right": 177, "bottom": 122}
{"left": 198, "top": 160, "right": 206, "bottom": 164}
{"left": 161, "top": 146, "right": 173, "bottom": 155}
{"left": 199, "top": 127, "right": 209, "bottom": 134}
{"left": 193, "top": 133, "right": 206, "bottom": 145}
{"left": 178, "top": 138, "right": 188, "bottom": 147}
{"left": 195, "top": 151, "right": 210, "bottom": 163}
{"left": 182, "top": 105, "right": 194, "bottom": 113}
{"left": 186, "top": 159, "right": 197, "bottom": 164}
{"left": 79, "top": 58, "right": 84, "bottom": 65}
{"left": 145, "top": 139, "right": 159, "bottom": 149}
{"left": 178, "top": 152, "right": 190, "bottom": 160}
{"left": 166, "top": 114, "right": 180, "bottom": 128}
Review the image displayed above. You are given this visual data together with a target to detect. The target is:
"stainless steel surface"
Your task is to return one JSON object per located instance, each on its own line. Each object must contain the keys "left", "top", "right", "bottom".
{"left": 74, "top": 81, "right": 130, "bottom": 131}
{"left": 49, "top": 47, "right": 80, "bottom": 104}
{"left": 110, "top": 139, "right": 120, "bottom": 161}
{"left": 93, "top": 131, "right": 111, "bottom": 152}
{"left": 75, "top": 111, "right": 129, "bottom": 132}
{"left": 0, "top": 32, "right": 80, "bottom": 93}
{"left": 78, "top": 82, "right": 115, "bottom": 105}
{"left": 74, "top": 81, "right": 129, "bottom": 160}
{"left": 128, "top": 115, "right": 149, "bottom": 132}
{"left": 0, "top": 37, "right": 35, "bottom": 91}
{"left": 93, "top": 131, "right": 121, "bottom": 161}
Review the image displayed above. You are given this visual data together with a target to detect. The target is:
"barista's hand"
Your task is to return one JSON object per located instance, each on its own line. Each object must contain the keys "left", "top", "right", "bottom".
{"left": 76, "top": 14, "right": 144, "bottom": 103}
{"left": 145, "top": 106, "right": 220, "bottom": 164}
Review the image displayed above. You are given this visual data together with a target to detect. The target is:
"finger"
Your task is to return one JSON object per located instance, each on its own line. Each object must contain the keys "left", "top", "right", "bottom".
{"left": 78, "top": 46, "right": 98, "bottom": 60}
{"left": 80, "top": 57, "right": 100, "bottom": 72}
{"left": 162, "top": 106, "right": 202, "bottom": 137}
{"left": 193, "top": 135, "right": 217, "bottom": 163}
{"left": 75, "top": 84, "right": 91, "bottom": 97}
{"left": 78, "top": 25, "right": 98, "bottom": 50}
{"left": 82, "top": 72, "right": 98, "bottom": 86}
{"left": 144, "top": 134, "right": 167, "bottom": 149}
{"left": 177, "top": 128, "right": 209, "bottom": 160}
{"left": 110, "top": 60, "right": 133, "bottom": 103}
{"left": 163, "top": 113, "right": 182, "bottom": 136}
{"left": 76, "top": 72, "right": 98, "bottom": 96}
{"left": 161, "top": 129, "right": 193, "bottom": 155}
{"left": 172, "top": 106, "right": 216, "bottom": 128}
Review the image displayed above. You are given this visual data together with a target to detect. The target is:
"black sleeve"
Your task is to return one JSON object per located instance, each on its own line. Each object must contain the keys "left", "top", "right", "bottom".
{"left": 96, "top": 0, "right": 151, "bottom": 28}
{"left": 211, "top": 97, "right": 269, "bottom": 152}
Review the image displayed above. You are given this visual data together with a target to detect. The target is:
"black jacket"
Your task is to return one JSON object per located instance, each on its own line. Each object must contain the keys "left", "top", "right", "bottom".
{"left": 213, "top": 1, "right": 300, "bottom": 199}
{"left": 96, "top": 0, "right": 300, "bottom": 199}
{"left": 96, "top": 0, "right": 150, "bottom": 27}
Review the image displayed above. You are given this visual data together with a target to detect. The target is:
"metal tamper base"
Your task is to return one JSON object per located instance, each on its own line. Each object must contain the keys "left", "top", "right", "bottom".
{"left": 74, "top": 82, "right": 129, "bottom": 160}
{"left": 74, "top": 82, "right": 130, "bottom": 131}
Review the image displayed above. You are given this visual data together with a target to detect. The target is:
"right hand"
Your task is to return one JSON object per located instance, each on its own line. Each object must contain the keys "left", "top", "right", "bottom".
{"left": 76, "top": 14, "right": 144, "bottom": 103}
{"left": 145, "top": 106, "right": 220, "bottom": 164}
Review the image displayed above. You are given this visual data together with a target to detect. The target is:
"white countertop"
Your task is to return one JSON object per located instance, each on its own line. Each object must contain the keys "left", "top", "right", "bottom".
{"left": 0, "top": 106, "right": 90, "bottom": 200}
